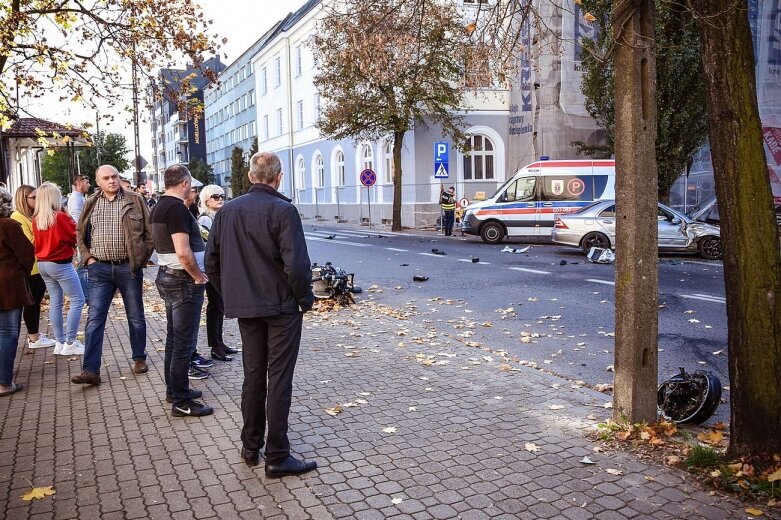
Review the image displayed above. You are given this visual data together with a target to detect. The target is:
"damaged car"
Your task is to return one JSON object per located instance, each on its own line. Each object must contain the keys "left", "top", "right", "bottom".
{"left": 551, "top": 200, "right": 723, "bottom": 260}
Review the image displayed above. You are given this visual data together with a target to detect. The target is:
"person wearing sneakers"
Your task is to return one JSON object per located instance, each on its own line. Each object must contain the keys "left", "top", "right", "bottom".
{"left": 32, "top": 183, "right": 86, "bottom": 356}
{"left": 11, "top": 185, "right": 56, "bottom": 350}
{"left": 0, "top": 187, "right": 35, "bottom": 397}
{"left": 150, "top": 165, "right": 213, "bottom": 417}
{"left": 71, "top": 165, "right": 153, "bottom": 386}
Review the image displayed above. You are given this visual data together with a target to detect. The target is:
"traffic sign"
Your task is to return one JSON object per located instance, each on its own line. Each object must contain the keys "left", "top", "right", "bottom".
{"left": 360, "top": 168, "right": 376, "bottom": 187}
{"left": 459, "top": 197, "right": 470, "bottom": 209}
{"left": 434, "top": 142, "right": 449, "bottom": 179}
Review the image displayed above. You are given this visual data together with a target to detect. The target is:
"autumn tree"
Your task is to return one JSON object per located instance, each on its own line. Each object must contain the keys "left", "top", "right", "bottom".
{"left": 690, "top": 1, "right": 781, "bottom": 456}
{"left": 575, "top": 0, "right": 707, "bottom": 202}
{"left": 0, "top": 1, "right": 223, "bottom": 130}
{"left": 230, "top": 146, "right": 250, "bottom": 197}
{"left": 42, "top": 131, "right": 129, "bottom": 188}
{"left": 312, "top": 0, "right": 471, "bottom": 231}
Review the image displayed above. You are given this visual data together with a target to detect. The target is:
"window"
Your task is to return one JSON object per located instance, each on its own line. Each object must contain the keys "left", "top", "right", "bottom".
{"left": 249, "top": 90, "right": 255, "bottom": 106}
{"left": 295, "top": 45, "right": 303, "bottom": 77}
{"left": 361, "top": 144, "right": 374, "bottom": 172}
{"left": 296, "top": 100, "right": 304, "bottom": 130}
{"left": 296, "top": 156, "right": 306, "bottom": 190}
{"left": 261, "top": 67, "right": 268, "bottom": 95}
{"left": 314, "top": 153, "right": 324, "bottom": 188}
{"left": 383, "top": 140, "right": 394, "bottom": 183}
{"left": 276, "top": 108, "right": 283, "bottom": 135}
{"left": 335, "top": 150, "right": 345, "bottom": 186}
{"left": 503, "top": 177, "right": 536, "bottom": 202}
{"left": 263, "top": 115, "right": 269, "bottom": 140}
{"left": 314, "top": 94, "right": 321, "bottom": 121}
{"left": 274, "top": 56, "right": 281, "bottom": 87}
{"left": 463, "top": 134, "right": 495, "bottom": 180}
{"left": 250, "top": 121, "right": 256, "bottom": 137}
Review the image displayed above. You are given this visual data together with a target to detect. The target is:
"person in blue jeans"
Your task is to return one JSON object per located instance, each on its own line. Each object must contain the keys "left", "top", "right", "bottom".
{"left": 71, "top": 165, "right": 153, "bottom": 386}
{"left": 32, "top": 183, "right": 85, "bottom": 355}
{"left": 0, "top": 187, "right": 35, "bottom": 397}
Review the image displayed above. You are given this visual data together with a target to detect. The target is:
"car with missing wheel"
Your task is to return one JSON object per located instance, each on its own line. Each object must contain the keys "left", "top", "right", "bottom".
{"left": 551, "top": 200, "right": 723, "bottom": 260}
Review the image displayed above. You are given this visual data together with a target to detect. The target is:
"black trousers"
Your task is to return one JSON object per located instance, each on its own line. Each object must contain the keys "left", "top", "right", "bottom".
{"left": 238, "top": 312, "right": 303, "bottom": 464}
{"left": 205, "top": 281, "right": 225, "bottom": 349}
{"left": 443, "top": 210, "right": 455, "bottom": 236}
{"left": 23, "top": 274, "right": 46, "bottom": 335}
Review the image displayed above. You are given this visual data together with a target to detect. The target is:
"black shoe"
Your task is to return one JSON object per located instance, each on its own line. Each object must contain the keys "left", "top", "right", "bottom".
{"left": 171, "top": 400, "right": 213, "bottom": 417}
{"left": 210, "top": 350, "right": 233, "bottom": 362}
{"left": 188, "top": 367, "right": 209, "bottom": 380}
{"left": 166, "top": 389, "right": 202, "bottom": 403}
{"left": 191, "top": 354, "right": 214, "bottom": 369}
{"left": 222, "top": 346, "right": 240, "bottom": 354}
{"left": 265, "top": 455, "right": 317, "bottom": 478}
{"left": 240, "top": 447, "right": 260, "bottom": 467}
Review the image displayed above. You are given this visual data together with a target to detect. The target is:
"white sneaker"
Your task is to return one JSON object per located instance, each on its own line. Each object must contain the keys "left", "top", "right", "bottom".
{"left": 53, "top": 342, "right": 66, "bottom": 355}
{"left": 61, "top": 340, "right": 85, "bottom": 356}
{"left": 28, "top": 334, "right": 57, "bottom": 349}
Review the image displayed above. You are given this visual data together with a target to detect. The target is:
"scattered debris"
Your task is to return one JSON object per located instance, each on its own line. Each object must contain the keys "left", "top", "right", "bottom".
{"left": 471, "top": 257, "right": 480, "bottom": 263}
{"left": 311, "top": 262, "right": 360, "bottom": 305}
{"left": 560, "top": 260, "right": 567, "bottom": 265}
{"left": 431, "top": 248, "right": 446, "bottom": 255}
{"left": 412, "top": 275, "right": 429, "bottom": 282}
{"left": 587, "top": 247, "right": 615, "bottom": 264}
{"left": 501, "top": 245, "right": 530, "bottom": 254}
{"left": 325, "top": 235, "right": 335, "bottom": 240}
{"left": 580, "top": 457, "right": 597, "bottom": 465}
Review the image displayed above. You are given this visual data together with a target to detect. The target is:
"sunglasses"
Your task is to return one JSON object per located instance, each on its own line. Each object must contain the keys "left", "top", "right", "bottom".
{"left": 210, "top": 194, "right": 225, "bottom": 200}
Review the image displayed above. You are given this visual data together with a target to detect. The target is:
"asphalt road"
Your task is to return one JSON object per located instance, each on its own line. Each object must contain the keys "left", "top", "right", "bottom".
{"left": 303, "top": 223, "right": 730, "bottom": 424}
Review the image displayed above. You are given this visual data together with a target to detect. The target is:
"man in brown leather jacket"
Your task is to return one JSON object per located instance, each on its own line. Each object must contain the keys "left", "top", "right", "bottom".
{"left": 71, "top": 165, "right": 154, "bottom": 385}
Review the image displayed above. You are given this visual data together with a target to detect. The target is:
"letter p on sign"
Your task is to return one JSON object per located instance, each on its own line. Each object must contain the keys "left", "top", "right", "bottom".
{"left": 435, "top": 142, "right": 449, "bottom": 163}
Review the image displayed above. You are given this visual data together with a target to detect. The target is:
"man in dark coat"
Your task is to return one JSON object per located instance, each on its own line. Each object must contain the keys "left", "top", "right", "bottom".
{"left": 205, "top": 151, "right": 316, "bottom": 477}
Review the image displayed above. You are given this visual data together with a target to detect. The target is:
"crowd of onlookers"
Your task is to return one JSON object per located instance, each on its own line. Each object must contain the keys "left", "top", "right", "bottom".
{"left": 0, "top": 171, "right": 235, "bottom": 397}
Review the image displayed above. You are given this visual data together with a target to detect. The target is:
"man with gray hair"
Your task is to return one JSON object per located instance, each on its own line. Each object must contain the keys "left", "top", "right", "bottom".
{"left": 205, "top": 152, "right": 316, "bottom": 477}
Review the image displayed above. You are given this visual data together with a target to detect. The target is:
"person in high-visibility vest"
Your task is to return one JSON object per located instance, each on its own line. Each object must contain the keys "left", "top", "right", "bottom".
{"left": 440, "top": 186, "right": 456, "bottom": 236}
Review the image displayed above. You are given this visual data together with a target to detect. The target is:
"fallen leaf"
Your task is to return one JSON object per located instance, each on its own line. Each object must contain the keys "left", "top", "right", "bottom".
{"left": 408, "top": 406, "right": 417, "bottom": 412}
{"left": 605, "top": 468, "right": 623, "bottom": 476}
{"left": 324, "top": 405, "right": 343, "bottom": 416}
{"left": 712, "top": 350, "right": 723, "bottom": 355}
{"left": 745, "top": 507, "right": 764, "bottom": 517}
{"left": 664, "top": 455, "right": 681, "bottom": 465}
{"left": 594, "top": 383, "right": 613, "bottom": 393}
{"left": 391, "top": 497, "right": 403, "bottom": 505}
{"left": 21, "top": 486, "right": 56, "bottom": 501}
{"left": 644, "top": 475, "right": 656, "bottom": 482}
{"left": 355, "top": 399, "right": 368, "bottom": 405}
{"left": 499, "top": 363, "right": 512, "bottom": 372}
{"left": 713, "top": 421, "right": 727, "bottom": 431}
{"left": 710, "top": 469, "right": 721, "bottom": 478}
{"left": 525, "top": 442, "right": 541, "bottom": 453}
{"left": 697, "top": 431, "right": 724, "bottom": 445}
{"left": 119, "top": 377, "right": 126, "bottom": 381}
{"left": 548, "top": 404, "right": 565, "bottom": 410}
{"left": 767, "top": 467, "right": 781, "bottom": 482}
{"left": 382, "top": 427, "right": 397, "bottom": 434}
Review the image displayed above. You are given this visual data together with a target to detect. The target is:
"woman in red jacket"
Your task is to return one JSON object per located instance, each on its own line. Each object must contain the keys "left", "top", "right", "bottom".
{"left": 32, "top": 182, "right": 85, "bottom": 356}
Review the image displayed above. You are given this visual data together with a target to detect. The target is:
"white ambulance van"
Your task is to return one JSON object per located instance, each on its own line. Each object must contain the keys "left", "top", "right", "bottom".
{"left": 460, "top": 159, "right": 616, "bottom": 243}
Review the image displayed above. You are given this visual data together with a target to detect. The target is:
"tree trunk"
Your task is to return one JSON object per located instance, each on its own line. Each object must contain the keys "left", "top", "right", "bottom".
{"left": 693, "top": 1, "right": 781, "bottom": 456}
{"left": 392, "top": 130, "right": 405, "bottom": 232}
{"left": 612, "top": 0, "right": 659, "bottom": 424}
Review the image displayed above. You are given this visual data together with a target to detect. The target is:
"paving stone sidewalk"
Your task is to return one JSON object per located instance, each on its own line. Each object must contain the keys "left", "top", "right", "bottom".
{"left": 0, "top": 277, "right": 770, "bottom": 520}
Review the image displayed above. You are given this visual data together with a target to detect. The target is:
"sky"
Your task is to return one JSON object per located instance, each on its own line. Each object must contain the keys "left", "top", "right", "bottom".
{"left": 19, "top": 0, "right": 300, "bottom": 171}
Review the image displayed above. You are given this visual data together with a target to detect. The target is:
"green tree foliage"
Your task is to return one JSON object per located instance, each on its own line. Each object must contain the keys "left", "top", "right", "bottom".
{"left": 575, "top": 0, "right": 708, "bottom": 201}
{"left": 312, "top": 0, "right": 471, "bottom": 231}
{"left": 188, "top": 157, "right": 213, "bottom": 186}
{"left": 41, "top": 131, "right": 130, "bottom": 190}
{"left": 41, "top": 149, "right": 71, "bottom": 190}
{"left": 230, "top": 145, "right": 250, "bottom": 197}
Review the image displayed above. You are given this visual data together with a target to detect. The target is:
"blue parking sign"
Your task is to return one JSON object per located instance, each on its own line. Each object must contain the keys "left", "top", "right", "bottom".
{"left": 434, "top": 142, "right": 449, "bottom": 179}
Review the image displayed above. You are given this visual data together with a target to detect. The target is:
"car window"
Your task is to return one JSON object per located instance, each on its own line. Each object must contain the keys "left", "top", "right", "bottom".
{"left": 505, "top": 177, "right": 536, "bottom": 202}
{"left": 599, "top": 205, "right": 616, "bottom": 218}
{"left": 658, "top": 207, "right": 674, "bottom": 221}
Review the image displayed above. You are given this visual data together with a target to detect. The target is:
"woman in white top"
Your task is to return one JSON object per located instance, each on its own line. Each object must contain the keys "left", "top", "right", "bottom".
{"left": 198, "top": 185, "right": 238, "bottom": 361}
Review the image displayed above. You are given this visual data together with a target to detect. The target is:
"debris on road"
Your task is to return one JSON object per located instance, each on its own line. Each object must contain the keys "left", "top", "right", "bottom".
{"left": 311, "top": 262, "right": 360, "bottom": 305}
{"left": 471, "top": 257, "right": 480, "bottom": 263}
{"left": 413, "top": 275, "right": 429, "bottom": 282}
{"left": 501, "top": 245, "right": 531, "bottom": 254}
{"left": 431, "top": 248, "right": 446, "bottom": 255}
{"left": 587, "top": 247, "right": 615, "bottom": 264}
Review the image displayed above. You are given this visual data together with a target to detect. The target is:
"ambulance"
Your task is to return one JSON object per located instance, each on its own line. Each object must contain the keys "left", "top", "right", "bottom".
{"left": 460, "top": 159, "right": 616, "bottom": 243}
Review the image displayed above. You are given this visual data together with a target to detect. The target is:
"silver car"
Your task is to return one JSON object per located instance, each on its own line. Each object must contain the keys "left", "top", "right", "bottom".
{"left": 551, "top": 200, "right": 723, "bottom": 259}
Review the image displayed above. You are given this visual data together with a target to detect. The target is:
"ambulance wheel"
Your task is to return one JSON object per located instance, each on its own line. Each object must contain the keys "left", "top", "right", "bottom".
{"left": 480, "top": 222, "right": 505, "bottom": 244}
{"left": 581, "top": 232, "right": 610, "bottom": 255}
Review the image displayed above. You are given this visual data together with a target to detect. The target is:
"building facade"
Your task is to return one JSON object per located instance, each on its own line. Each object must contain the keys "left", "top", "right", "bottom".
{"left": 148, "top": 57, "right": 225, "bottom": 191}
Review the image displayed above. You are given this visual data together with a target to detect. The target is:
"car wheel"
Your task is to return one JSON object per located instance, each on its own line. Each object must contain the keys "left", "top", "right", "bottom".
{"left": 480, "top": 222, "right": 505, "bottom": 244}
{"left": 698, "top": 236, "right": 722, "bottom": 260}
{"left": 581, "top": 232, "right": 610, "bottom": 255}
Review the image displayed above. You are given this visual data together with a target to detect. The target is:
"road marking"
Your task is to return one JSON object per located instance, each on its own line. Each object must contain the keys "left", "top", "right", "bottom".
{"left": 509, "top": 267, "right": 551, "bottom": 275}
{"left": 305, "top": 236, "right": 370, "bottom": 247}
{"left": 385, "top": 247, "right": 408, "bottom": 252}
{"left": 458, "top": 259, "right": 490, "bottom": 265}
{"left": 307, "top": 228, "right": 390, "bottom": 238}
{"left": 586, "top": 278, "right": 615, "bottom": 286}
{"left": 681, "top": 294, "right": 726, "bottom": 304}
{"left": 419, "top": 252, "right": 447, "bottom": 258}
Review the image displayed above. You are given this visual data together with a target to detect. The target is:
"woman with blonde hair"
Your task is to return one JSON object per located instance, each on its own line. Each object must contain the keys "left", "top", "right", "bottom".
{"left": 11, "top": 185, "right": 56, "bottom": 350}
{"left": 197, "top": 184, "right": 237, "bottom": 361}
{"left": 32, "top": 182, "right": 85, "bottom": 356}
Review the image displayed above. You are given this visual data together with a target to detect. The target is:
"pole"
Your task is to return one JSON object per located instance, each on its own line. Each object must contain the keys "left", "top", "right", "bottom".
{"left": 315, "top": 187, "right": 320, "bottom": 219}
{"left": 336, "top": 186, "right": 341, "bottom": 221}
{"left": 95, "top": 111, "right": 101, "bottom": 166}
{"left": 367, "top": 186, "right": 372, "bottom": 230}
{"left": 130, "top": 6, "right": 141, "bottom": 186}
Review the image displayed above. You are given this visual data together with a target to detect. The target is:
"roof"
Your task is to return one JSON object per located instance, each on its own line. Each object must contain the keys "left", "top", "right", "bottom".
{"left": 2, "top": 117, "right": 87, "bottom": 138}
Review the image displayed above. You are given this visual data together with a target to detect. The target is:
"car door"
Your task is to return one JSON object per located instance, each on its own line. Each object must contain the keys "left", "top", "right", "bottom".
{"left": 596, "top": 204, "right": 617, "bottom": 243}
{"left": 657, "top": 206, "right": 688, "bottom": 249}
{"left": 500, "top": 176, "right": 540, "bottom": 236}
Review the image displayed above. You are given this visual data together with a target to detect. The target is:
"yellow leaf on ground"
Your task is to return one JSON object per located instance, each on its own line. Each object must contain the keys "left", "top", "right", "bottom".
{"left": 745, "top": 507, "right": 764, "bottom": 517}
{"left": 524, "top": 443, "right": 541, "bottom": 453}
{"left": 697, "top": 431, "right": 724, "bottom": 445}
{"left": 21, "top": 486, "right": 56, "bottom": 501}
{"left": 549, "top": 404, "right": 565, "bottom": 410}
{"left": 605, "top": 468, "right": 623, "bottom": 476}
{"left": 324, "top": 405, "right": 343, "bottom": 416}
{"left": 767, "top": 467, "right": 781, "bottom": 482}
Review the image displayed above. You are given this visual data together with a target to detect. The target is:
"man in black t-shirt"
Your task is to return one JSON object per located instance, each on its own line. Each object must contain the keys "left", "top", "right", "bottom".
{"left": 150, "top": 165, "right": 212, "bottom": 417}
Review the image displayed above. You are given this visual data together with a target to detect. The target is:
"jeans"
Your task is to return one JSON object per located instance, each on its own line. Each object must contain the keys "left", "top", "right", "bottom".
{"left": 22, "top": 274, "right": 46, "bottom": 335}
{"left": 156, "top": 267, "right": 205, "bottom": 406}
{"left": 76, "top": 265, "right": 89, "bottom": 305}
{"left": 38, "top": 261, "right": 85, "bottom": 344}
{"left": 82, "top": 262, "right": 147, "bottom": 374}
{"left": 238, "top": 312, "right": 303, "bottom": 464}
{"left": 0, "top": 308, "right": 23, "bottom": 385}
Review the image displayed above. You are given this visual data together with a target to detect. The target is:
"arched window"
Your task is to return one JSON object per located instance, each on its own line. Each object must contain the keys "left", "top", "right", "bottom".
{"left": 335, "top": 150, "right": 345, "bottom": 186}
{"left": 361, "top": 143, "right": 374, "bottom": 173}
{"left": 383, "top": 140, "right": 394, "bottom": 184}
{"left": 463, "top": 134, "right": 495, "bottom": 180}
{"left": 314, "top": 153, "right": 324, "bottom": 188}
{"left": 295, "top": 155, "right": 306, "bottom": 190}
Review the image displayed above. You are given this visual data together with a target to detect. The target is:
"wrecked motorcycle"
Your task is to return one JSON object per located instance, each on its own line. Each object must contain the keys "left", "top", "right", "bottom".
{"left": 311, "top": 262, "right": 361, "bottom": 304}
{"left": 657, "top": 367, "right": 721, "bottom": 424}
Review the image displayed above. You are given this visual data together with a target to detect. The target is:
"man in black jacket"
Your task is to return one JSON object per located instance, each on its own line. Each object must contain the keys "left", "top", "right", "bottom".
{"left": 205, "top": 152, "right": 316, "bottom": 477}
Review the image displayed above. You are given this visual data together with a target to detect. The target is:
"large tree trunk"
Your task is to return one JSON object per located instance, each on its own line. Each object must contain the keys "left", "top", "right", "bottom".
{"left": 693, "top": 1, "right": 781, "bottom": 456}
{"left": 612, "top": 0, "right": 659, "bottom": 423}
{"left": 392, "top": 130, "right": 404, "bottom": 232}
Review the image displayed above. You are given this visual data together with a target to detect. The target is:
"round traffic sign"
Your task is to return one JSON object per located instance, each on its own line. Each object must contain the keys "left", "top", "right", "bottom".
{"left": 459, "top": 197, "right": 470, "bottom": 209}
{"left": 360, "top": 169, "right": 376, "bottom": 187}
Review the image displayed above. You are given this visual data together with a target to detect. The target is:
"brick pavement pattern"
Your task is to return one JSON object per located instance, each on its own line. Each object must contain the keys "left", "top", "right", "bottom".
{"left": 0, "top": 273, "right": 769, "bottom": 519}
